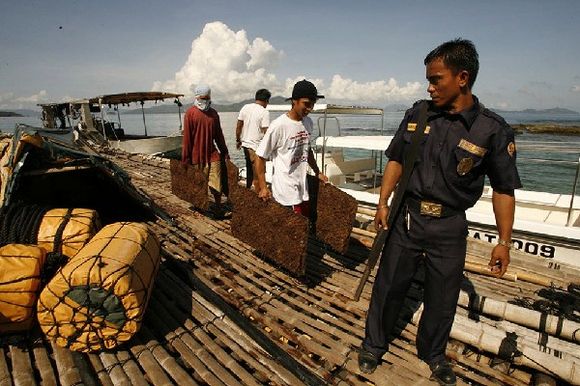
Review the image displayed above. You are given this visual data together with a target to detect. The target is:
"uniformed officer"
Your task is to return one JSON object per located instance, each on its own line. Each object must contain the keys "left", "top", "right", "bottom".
{"left": 358, "top": 39, "right": 521, "bottom": 386}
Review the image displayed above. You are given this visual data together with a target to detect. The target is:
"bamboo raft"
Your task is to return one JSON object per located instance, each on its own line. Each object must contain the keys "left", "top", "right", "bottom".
{"left": 2, "top": 147, "right": 580, "bottom": 386}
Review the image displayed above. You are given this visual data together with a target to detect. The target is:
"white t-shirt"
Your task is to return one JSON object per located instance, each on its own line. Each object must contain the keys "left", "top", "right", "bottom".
{"left": 256, "top": 113, "right": 313, "bottom": 206}
{"left": 237, "top": 103, "right": 270, "bottom": 151}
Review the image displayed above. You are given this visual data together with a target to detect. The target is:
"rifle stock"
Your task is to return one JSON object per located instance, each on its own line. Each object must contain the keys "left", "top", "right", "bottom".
{"left": 351, "top": 100, "right": 428, "bottom": 302}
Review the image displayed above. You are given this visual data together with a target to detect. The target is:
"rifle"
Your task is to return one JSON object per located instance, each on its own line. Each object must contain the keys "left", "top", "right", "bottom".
{"left": 353, "top": 101, "right": 429, "bottom": 301}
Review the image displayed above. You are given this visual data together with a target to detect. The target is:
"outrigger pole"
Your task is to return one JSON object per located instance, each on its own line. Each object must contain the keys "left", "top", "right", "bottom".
{"left": 140, "top": 100, "right": 148, "bottom": 136}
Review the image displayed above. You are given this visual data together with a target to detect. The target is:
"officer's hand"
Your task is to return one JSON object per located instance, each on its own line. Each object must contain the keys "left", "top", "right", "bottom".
{"left": 258, "top": 187, "right": 271, "bottom": 201}
{"left": 318, "top": 172, "right": 329, "bottom": 183}
{"left": 489, "top": 244, "right": 510, "bottom": 277}
{"left": 374, "top": 206, "right": 389, "bottom": 231}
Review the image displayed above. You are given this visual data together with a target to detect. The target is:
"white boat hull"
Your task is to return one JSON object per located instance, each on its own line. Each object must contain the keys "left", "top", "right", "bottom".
{"left": 108, "top": 134, "right": 182, "bottom": 155}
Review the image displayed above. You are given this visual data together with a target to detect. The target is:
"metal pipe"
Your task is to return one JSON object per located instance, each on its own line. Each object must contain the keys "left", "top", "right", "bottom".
{"left": 321, "top": 109, "right": 328, "bottom": 174}
{"left": 566, "top": 155, "right": 580, "bottom": 226}
{"left": 140, "top": 101, "right": 147, "bottom": 136}
{"left": 116, "top": 105, "right": 122, "bottom": 130}
{"left": 99, "top": 98, "right": 107, "bottom": 141}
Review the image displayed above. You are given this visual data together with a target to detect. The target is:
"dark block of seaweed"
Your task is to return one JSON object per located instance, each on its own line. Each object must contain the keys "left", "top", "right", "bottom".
{"left": 230, "top": 187, "right": 308, "bottom": 275}
{"left": 170, "top": 159, "right": 209, "bottom": 210}
{"left": 224, "top": 159, "right": 240, "bottom": 197}
{"left": 308, "top": 175, "right": 357, "bottom": 254}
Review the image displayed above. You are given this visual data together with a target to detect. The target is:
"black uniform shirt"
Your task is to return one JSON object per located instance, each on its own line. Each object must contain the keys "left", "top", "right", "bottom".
{"left": 386, "top": 97, "right": 522, "bottom": 211}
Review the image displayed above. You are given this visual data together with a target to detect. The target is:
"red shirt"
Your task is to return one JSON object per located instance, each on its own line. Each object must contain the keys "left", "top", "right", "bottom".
{"left": 181, "top": 106, "right": 229, "bottom": 165}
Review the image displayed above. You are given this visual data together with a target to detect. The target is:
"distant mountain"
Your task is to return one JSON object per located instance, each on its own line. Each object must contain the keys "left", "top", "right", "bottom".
{"left": 0, "top": 109, "right": 38, "bottom": 117}
{"left": 0, "top": 111, "right": 23, "bottom": 117}
{"left": 492, "top": 107, "right": 580, "bottom": 115}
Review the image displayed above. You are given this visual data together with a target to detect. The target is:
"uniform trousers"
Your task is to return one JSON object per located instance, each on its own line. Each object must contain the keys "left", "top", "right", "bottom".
{"left": 362, "top": 204, "right": 468, "bottom": 365}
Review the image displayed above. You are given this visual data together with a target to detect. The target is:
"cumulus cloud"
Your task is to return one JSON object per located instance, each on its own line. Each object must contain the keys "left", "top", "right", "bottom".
{"left": 325, "top": 75, "right": 423, "bottom": 103}
{"left": 15, "top": 90, "right": 48, "bottom": 103}
{"left": 152, "top": 21, "right": 283, "bottom": 102}
{"left": 0, "top": 90, "right": 48, "bottom": 109}
{"left": 153, "top": 21, "right": 424, "bottom": 105}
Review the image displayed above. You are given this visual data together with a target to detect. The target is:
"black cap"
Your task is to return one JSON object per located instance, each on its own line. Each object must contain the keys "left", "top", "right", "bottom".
{"left": 286, "top": 79, "right": 325, "bottom": 101}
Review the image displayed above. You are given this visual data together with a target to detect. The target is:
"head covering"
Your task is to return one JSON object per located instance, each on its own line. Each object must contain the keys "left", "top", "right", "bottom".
{"left": 286, "top": 79, "right": 324, "bottom": 101}
{"left": 194, "top": 85, "right": 211, "bottom": 98}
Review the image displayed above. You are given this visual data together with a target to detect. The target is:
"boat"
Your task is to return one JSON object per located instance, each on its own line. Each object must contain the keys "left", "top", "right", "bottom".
{"left": 262, "top": 103, "right": 580, "bottom": 267}
{"left": 0, "top": 124, "right": 579, "bottom": 385}
{"left": 38, "top": 91, "right": 184, "bottom": 156}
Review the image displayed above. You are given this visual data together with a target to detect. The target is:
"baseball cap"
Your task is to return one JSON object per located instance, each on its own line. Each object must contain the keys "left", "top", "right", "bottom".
{"left": 286, "top": 79, "right": 324, "bottom": 101}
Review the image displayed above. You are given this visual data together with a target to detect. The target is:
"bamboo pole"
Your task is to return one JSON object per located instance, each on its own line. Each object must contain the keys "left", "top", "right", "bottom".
{"left": 0, "top": 347, "right": 12, "bottom": 386}
{"left": 128, "top": 337, "right": 174, "bottom": 386}
{"left": 411, "top": 305, "right": 580, "bottom": 384}
{"left": 99, "top": 351, "right": 132, "bottom": 386}
{"left": 31, "top": 338, "right": 58, "bottom": 386}
{"left": 457, "top": 290, "right": 580, "bottom": 343}
{"left": 50, "top": 342, "right": 83, "bottom": 386}
{"left": 9, "top": 345, "right": 35, "bottom": 386}
{"left": 115, "top": 351, "right": 149, "bottom": 386}
{"left": 87, "top": 354, "right": 114, "bottom": 386}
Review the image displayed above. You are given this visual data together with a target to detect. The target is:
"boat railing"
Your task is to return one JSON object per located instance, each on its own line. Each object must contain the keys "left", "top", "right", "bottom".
{"left": 568, "top": 155, "right": 580, "bottom": 226}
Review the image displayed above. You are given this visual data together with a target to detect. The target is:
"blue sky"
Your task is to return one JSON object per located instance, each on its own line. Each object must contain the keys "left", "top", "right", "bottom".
{"left": 1, "top": 0, "right": 580, "bottom": 111}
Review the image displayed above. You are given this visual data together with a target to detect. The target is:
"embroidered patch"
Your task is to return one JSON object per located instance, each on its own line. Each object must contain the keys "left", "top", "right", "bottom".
{"left": 458, "top": 139, "right": 487, "bottom": 157}
{"left": 507, "top": 142, "right": 516, "bottom": 157}
{"left": 407, "top": 123, "right": 430, "bottom": 134}
{"left": 457, "top": 157, "right": 474, "bottom": 176}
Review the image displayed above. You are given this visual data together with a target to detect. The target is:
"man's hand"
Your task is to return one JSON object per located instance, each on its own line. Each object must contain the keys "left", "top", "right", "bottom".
{"left": 374, "top": 206, "right": 389, "bottom": 230}
{"left": 258, "top": 187, "right": 271, "bottom": 201}
{"left": 318, "top": 172, "right": 329, "bottom": 183}
{"left": 489, "top": 244, "right": 510, "bottom": 277}
{"left": 236, "top": 140, "right": 242, "bottom": 150}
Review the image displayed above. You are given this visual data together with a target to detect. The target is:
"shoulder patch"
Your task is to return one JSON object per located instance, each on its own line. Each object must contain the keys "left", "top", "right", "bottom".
{"left": 507, "top": 142, "right": 516, "bottom": 157}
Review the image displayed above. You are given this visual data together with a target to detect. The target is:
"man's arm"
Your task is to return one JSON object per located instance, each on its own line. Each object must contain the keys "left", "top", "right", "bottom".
{"left": 375, "top": 160, "right": 403, "bottom": 230}
{"left": 235, "top": 120, "right": 244, "bottom": 149}
{"left": 255, "top": 156, "right": 271, "bottom": 200}
{"left": 307, "top": 149, "right": 328, "bottom": 182}
{"left": 489, "top": 189, "right": 516, "bottom": 277}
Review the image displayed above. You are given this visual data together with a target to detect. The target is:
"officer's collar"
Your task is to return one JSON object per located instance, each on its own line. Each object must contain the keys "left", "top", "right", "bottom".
{"left": 429, "top": 95, "right": 481, "bottom": 130}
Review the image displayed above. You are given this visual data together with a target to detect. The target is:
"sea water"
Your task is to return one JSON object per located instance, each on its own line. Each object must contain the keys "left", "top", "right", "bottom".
{"left": 2, "top": 111, "right": 580, "bottom": 195}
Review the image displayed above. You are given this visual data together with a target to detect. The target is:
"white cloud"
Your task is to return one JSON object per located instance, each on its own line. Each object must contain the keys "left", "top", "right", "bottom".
{"left": 15, "top": 90, "right": 48, "bottom": 103}
{"left": 153, "top": 21, "right": 424, "bottom": 105}
{"left": 325, "top": 75, "right": 423, "bottom": 103}
{"left": 0, "top": 90, "right": 48, "bottom": 109}
{"left": 152, "top": 21, "right": 283, "bottom": 102}
{"left": 572, "top": 85, "right": 580, "bottom": 92}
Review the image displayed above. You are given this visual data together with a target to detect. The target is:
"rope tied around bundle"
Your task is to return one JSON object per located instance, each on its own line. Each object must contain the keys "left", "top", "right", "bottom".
{"left": 511, "top": 284, "right": 580, "bottom": 323}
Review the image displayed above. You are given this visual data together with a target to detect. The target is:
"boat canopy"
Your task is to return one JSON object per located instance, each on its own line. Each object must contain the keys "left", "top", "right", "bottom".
{"left": 87, "top": 92, "right": 184, "bottom": 106}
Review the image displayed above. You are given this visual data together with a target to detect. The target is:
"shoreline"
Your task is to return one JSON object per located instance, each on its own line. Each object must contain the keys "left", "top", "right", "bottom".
{"left": 511, "top": 123, "right": 580, "bottom": 135}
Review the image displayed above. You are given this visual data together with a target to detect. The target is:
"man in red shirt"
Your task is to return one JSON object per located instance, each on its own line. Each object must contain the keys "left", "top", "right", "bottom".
{"left": 181, "top": 85, "right": 229, "bottom": 216}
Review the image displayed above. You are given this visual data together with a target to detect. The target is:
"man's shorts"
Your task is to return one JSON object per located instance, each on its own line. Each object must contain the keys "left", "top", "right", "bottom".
{"left": 196, "top": 161, "right": 222, "bottom": 193}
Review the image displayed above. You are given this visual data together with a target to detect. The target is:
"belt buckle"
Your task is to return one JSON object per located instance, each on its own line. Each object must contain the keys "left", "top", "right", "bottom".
{"left": 420, "top": 201, "right": 442, "bottom": 217}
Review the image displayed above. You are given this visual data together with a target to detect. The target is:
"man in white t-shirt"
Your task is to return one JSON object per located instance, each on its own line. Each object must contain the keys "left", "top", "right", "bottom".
{"left": 255, "top": 80, "right": 328, "bottom": 216}
{"left": 235, "top": 89, "right": 271, "bottom": 189}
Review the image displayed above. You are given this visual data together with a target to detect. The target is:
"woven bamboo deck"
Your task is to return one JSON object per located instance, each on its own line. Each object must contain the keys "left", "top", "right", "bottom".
{"left": 2, "top": 150, "right": 579, "bottom": 386}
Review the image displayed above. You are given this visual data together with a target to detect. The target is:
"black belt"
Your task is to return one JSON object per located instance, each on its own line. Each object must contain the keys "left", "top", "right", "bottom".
{"left": 406, "top": 196, "right": 462, "bottom": 218}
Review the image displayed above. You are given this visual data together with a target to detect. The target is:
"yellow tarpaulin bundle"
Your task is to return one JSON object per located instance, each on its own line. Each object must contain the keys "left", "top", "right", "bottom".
{"left": 37, "top": 222, "right": 160, "bottom": 352}
{"left": 37, "top": 208, "right": 101, "bottom": 258}
{"left": 0, "top": 244, "right": 46, "bottom": 333}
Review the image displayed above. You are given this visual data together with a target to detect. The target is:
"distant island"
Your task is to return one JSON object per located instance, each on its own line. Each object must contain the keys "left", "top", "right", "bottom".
{"left": 511, "top": 123, "right": 580, "bottom": 135}
{"left": 0, "top": 111, "right": 23, "bottom": 117}
{"left": 492, "top": 107, "right": 580, "bottom": 115}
